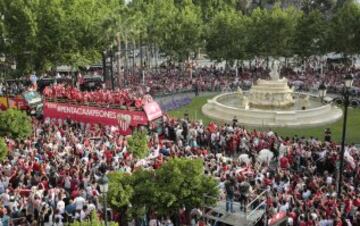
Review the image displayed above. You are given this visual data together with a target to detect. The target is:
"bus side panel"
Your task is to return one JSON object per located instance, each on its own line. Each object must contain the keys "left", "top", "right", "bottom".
{"left": 0, "top": 97, "right": 9, "bottom": 110}
{"left": 8, "top": 96, "right": 28, "bottom": 110}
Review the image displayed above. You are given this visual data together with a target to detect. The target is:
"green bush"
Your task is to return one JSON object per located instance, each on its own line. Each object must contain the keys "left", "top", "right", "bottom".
{"left": 70, "top": 211, "right": 117, "bottom": 226}
{"left": 0, "top": 137, "right": 8, "bottom": 162}
{"left": 0, "top": 109, "right": 32, "bottom": 139}
{"left": 127, "top": 129, "right": 149, "bottom": 159}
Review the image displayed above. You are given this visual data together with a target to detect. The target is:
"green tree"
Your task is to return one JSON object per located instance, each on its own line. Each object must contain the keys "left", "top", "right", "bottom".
{"left": 70, "top": 211, "right": 117, "bottom": 226}
{"left": 293, "top": 10, "right": 329, "bottom": 57}
{"left": 1, "top": 0, "right": 122, "bottom": 74}
{"left": 145, "top": 0, "right": 178, "bottom": 62}
{"left": 247, "top": 6, "right": 301, "bottom": 58}
{"left": 127, "top": 169, "right": 158, "bottom": 220}
{"left": 0, "top": 10, "right": 5, "bottom": 55}
{"left": 300, "top": 0, "right": 337, "bottom": 14}
{"left": 329, "top": 1, "right": 360, "bottom": 56}
{"left": 107, "top": 172, "right": 134, "bottom": 226}
{"left": 107, "top": 170, "right": 155, "bottom": 226}
{"left": 1, "top": 0, "right": 38, "bottom": 74}
{"left": 152, "top": 158, "right": 219, "bottom": 221}
{"left": 107, "top": 159, "right": 219, "bottom": 225}
{"left": 189, "top": 0, "right": 252, "bottom": 20}
{"left": 157, "top": 0, "right": 203, "bottom": 61}
{"left": 0, "top": 109, "right": 32, "bottom": 139}
{"left": 0, "top": 137, "right": 8, "bottom": 162}
{"left": 127, "top": 129, "right": 149, "bottom": 159}
{"left": 206, "top": 8, "right": 250, "bottom": 63}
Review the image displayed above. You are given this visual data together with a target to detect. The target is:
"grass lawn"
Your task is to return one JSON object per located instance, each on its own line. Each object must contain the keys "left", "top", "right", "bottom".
{"left": 168, "top": 95, "right": 360, "bottom": 144}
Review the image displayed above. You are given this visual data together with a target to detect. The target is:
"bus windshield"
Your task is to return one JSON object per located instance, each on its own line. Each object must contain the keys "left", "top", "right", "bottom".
{"left": 23, "top": 91, "right": 42, "bottom": 103}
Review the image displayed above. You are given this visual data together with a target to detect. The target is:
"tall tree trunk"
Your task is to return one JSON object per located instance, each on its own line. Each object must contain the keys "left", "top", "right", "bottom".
{"left": 188, "top": 56, "right": 192, "bottom": 80}
{"left": 155, "top": 44, "right": 159, "bottom": 72}
{"left": 235, "top": 59, "right": 239, "bottom": 78}
{"left": 72, "top": 65, "right": 76, "bottom": 87}
{"left": 110, "top": 51, "right": 114, "bottom": 90}
{"left": 149, "top": 44, "right": 152, "bottom": 69}
{"left": 116, "top": 33, "right": 122, "bottom": 88}
{"left": 140, "top": 33, "right": 143, "bottom": 82}
{"left": 147, "top": 44, "right": 151, "bottom": 69}
{"left": 184, "top": 209, "right": 191, "bottom": 225}
{"left": 125, "top": 35, "right": 128, "bottom": 86}
{"left": 132, "top": 39, "right": 136, "bottom": 79}
{"left": 119, "top": 207, "right": 129, "bottom": 226}
{"left": 102, "top": 52, "right": 107, "bottom": 88}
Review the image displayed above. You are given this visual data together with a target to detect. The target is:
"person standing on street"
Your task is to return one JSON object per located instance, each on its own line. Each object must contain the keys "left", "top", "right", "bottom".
{"left": 239, "top": 180, "right": 251, "bottom": 212}
{"left": 225, "top": 176, "right": 235, "bottom": 213}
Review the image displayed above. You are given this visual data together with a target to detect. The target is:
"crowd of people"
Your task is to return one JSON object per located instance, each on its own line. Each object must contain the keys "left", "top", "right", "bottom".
{"left": 0, "top": 112, "right": 359, "bottom": 226}
{"left": 42, "top": 84, "right": 153, "bottom": 109}
{"left": 1, "top": 63, "right": 360, "bottom": 98}
{"left": 0, "top": 63, "right": 360, "bottom": 226}
{"left": 133, "top": 64, "right": 360, "bottom": 97}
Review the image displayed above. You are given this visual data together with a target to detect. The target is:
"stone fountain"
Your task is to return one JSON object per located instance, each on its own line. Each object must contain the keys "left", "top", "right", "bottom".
{"left": 248, "top": 60, "right": 295, "bottom": 108}
{"left": 202, "top": 60, "right": 343, "bottom": 128}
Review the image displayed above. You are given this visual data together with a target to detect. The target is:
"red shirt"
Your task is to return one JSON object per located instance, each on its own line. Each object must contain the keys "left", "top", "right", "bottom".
{"left": 299, "top": 221, "right": 314, "bottom": 226}
{"left": 32, "top": 162, "right": 40, "bottom": 172}
{"left": 104, "top": 150, "right": 113, "bottom": 161}
{"left": 280, "top": 156, "right": 289, "bottom": 169}
{"left": 353, "top": 198, "right": 360, "bottom": 207}
{"left": 335, "top": 220, "right": 342, "bottom": 226}
{"left": 264, "top": 178, "right": 272, "bottom": 186}
{"left": 288, "top": 212, "right": 297, "bottom": 221}
{"left": 344, "top": 199, "right": 352, "bottom": 213}
{"left": 71, "top": 190, "right": 79, "bottom": 199}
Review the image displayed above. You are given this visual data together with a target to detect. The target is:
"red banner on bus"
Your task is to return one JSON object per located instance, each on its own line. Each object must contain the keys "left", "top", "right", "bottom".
{"left": 43, "top": 101, "right": 162, "bottom": 133}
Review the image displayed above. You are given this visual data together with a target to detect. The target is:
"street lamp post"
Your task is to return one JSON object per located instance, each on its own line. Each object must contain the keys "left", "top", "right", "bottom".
{"left": 337, "top": 74, "right": 353, "bottom": 198}
{"left": 99, "top": 175, "right": 109, "bottom": 226}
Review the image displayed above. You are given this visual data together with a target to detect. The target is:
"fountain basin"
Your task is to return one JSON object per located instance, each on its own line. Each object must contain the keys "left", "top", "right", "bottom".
{"left": 202, "top": 92, "right": 343, "bottom": 128}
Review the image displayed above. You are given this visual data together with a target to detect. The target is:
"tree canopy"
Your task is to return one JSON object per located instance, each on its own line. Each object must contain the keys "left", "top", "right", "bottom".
{"left": 107, "top": 158, "right": 219, "bottom": 225}
{"left": 329, "top": 0, "right": 360, "bottom": 55}
{"left": 2, "top": 0, "right": 360, "bottom": 74}
{"left": 127, "top": 129, "right": 149, "bottom": 159}
{"left": 0, "top": 137, "right": 8, "bottom": 162}
{"left": 0, "top": 109, "right": 32, "bottom": 139}
{"left": 206, "top": 8, "right": 250, "bottom": 62}
{"left": 292, "top": 10, "right": 329, "bottom": 57}
{"left": 1, "top": 0, "right": 123, "bottom": 74}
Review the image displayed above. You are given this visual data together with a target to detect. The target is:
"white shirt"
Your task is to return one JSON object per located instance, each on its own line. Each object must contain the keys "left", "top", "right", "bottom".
{"left": 1, "top": 193, "right": 9, "bottom": 206}
{"left": 75, "top": 210, "right": 86, "bottom": 221}
{"left": 149, "top": 219, "right": 158, "bottom": 226}
{"left": 74, "top": 196, "right": 86, "bottom": 210}
{"left": 319, "top": 219, "right": 334, "bottom": 226}
{"left": 30, "top": 74, "right": 38, "bottom": 83}
{"left": 57, "top": 200, "right": 65, "bottom": 214}
{"left": 326, "top": 176, "right": 333, "bottom": 185}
